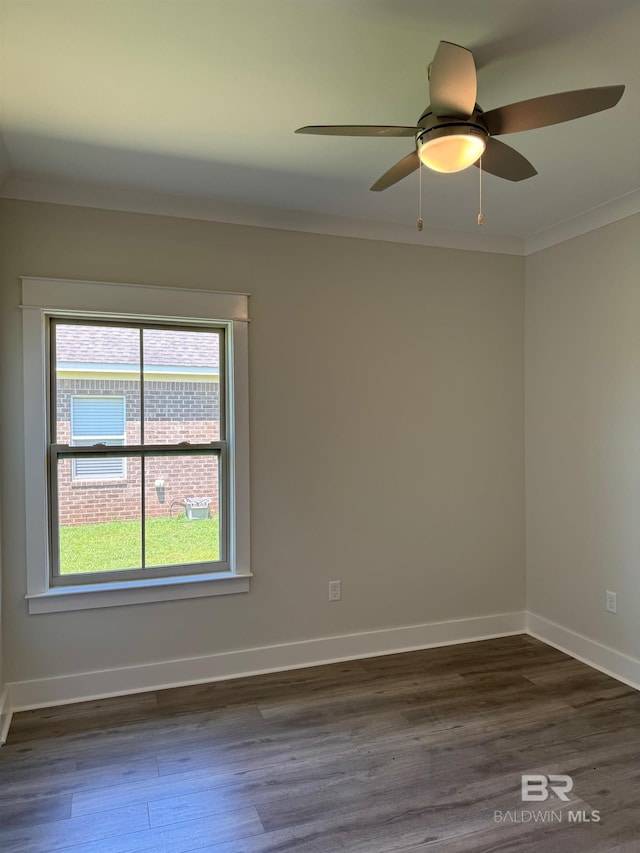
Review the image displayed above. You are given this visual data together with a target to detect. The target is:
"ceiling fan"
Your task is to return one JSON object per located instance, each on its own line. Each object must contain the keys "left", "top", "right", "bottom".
{"left": 295, "top": 41, "right": 624, "bottom": 191}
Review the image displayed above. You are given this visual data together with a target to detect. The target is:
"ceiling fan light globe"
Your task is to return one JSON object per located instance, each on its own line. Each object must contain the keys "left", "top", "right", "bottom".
{"left": 417, "top": 127, "right": 486, "bottom": 173}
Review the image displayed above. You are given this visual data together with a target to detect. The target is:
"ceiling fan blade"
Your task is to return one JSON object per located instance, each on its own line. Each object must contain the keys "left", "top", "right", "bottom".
{"left": 370, "top": 151, "right": 420, "bottom": 191}
{"left": 483, "top": 85, "right": 625, "bottom": 136}
{"left": 295, "top": 125, "right": 418, "bottom": 137}
{"left": 429, "top": 41, "right": 477, "bottom": 119}
{"left": 475, "top": 137, "right": 537, "bottom": 181}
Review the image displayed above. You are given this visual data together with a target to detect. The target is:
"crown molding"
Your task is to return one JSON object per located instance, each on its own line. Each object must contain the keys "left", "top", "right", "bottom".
{"left": 524, "top": 188, "right": 640, "bottom": 255}
{"left": 0, "top": 174, "right": 524, "bottom": 255}
{"left": 3, "top": 174, "right": 638, "bottom": 258}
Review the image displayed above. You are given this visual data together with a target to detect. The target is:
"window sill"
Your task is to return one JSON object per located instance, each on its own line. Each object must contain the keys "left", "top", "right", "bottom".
{"left": 26, "top": 572, "right": 252, "bottom": 613}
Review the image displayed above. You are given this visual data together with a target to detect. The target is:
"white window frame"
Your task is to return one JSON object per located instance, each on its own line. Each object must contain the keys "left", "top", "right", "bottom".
{"left": 22, "top": 277, "right": 251, "bottom": 614}
{"left": 70, "top": 395, "right": 127, "bottom": 481}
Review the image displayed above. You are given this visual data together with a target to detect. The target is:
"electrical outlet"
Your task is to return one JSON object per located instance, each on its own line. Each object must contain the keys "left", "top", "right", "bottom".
{"left": 329, "top": 580, "right": 341, "bottom": 602}
{"left": 606, "top": 590, "right": 617, "bottom": 614}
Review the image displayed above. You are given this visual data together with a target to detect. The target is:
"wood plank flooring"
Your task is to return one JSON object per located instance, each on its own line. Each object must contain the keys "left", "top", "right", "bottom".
{"left": 2, "top": 635, "right": 640, "bottom": 852}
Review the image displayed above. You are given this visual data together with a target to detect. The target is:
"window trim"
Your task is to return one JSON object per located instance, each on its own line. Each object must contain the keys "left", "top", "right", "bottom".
{"left": 22, "top": 277, "right": 251, "bottom": 613}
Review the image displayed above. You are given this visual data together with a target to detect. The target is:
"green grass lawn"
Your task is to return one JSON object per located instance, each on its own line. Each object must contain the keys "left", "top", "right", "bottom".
{"left": 59, "top": 515, "right": 219, "bottom": 574}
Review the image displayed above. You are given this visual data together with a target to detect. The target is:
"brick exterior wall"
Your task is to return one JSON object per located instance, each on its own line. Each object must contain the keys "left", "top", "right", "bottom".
{"left": 57, "top": 378, "right": 220, "bottom": 525}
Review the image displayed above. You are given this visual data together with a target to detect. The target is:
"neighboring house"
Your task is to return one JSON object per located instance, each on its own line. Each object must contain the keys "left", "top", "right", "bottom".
{"left": 55, "top": 324, "right": 220, "bottom": 525}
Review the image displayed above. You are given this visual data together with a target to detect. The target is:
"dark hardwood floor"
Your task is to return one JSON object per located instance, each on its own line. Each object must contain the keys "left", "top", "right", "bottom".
{"left": 2, "top": 635, "right": 640, "bottom": 852}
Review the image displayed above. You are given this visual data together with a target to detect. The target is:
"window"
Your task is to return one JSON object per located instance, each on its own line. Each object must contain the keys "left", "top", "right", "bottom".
{"left": 22, "top": 278, "right": 250, "bottom": 613}
{"left": 70, "top": 396, "right": 126, "bottom": 480}
{"left": 51, "top": 319, "right": 227, "bottom": 581}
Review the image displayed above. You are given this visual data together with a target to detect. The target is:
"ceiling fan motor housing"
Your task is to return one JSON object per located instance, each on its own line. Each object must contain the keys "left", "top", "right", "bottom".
{"left": 416, "top": 122, "right": 487, "bottom": 146}
{"left": 416, "top": 107, "right": 488, "bottom": 141}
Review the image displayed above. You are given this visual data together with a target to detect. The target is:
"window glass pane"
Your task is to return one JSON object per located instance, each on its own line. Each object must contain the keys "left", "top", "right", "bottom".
{"left": 55, "top": 323, "right": 141, "bottom": 445}
{"left": 144, "top": 454, "right": 220, "bottom": 566}
{"left": 57, "top": 456, "right": 142, "bottom": 575}
{"left": 142, "top": 329, "right": 220, "bottom": 445}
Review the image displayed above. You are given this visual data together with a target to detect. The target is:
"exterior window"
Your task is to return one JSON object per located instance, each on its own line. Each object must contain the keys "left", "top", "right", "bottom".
{"left": 70, "top": 396, "right": 126, "bottom": 480}
{"left": 22, "top": 277, "right": 250, "bottom": 613}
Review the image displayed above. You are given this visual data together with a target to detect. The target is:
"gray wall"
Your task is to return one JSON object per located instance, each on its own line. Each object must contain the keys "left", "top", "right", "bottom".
{"left": 526, "top": 214, "right": 640, "bottom": 657}
{"left": 0, "top": 198, "right": 525, "bottom": 684}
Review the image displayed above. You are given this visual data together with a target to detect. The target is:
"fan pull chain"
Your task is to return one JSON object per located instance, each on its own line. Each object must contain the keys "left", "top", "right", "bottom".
{"left": 417, "top": 162, "right": 423, "bottom": 231}
{"left": 477, "top": 157, "right": 484, "bottom": 226}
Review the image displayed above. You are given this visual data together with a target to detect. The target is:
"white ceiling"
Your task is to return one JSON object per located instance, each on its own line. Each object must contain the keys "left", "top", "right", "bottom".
{"left": 1, "top": 0, "right": 639, "bottom": 253}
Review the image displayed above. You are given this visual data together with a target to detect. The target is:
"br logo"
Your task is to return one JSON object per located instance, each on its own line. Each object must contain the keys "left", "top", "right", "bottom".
{"left": 521, "top": 774, "right": 573, "bottom": 802}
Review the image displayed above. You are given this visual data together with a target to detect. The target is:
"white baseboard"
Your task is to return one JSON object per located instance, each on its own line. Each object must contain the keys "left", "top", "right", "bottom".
{"left": 0, "top": 686, "right": 12, "bottom": 745}
{"left": 7, "top": 611, "right": 526, "bottom": 712}
{"left": 6, "top": 610, "right": 638, "bottom": 743}
{"left": 526, "top": 611, "right": 640, "bottom": 691}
